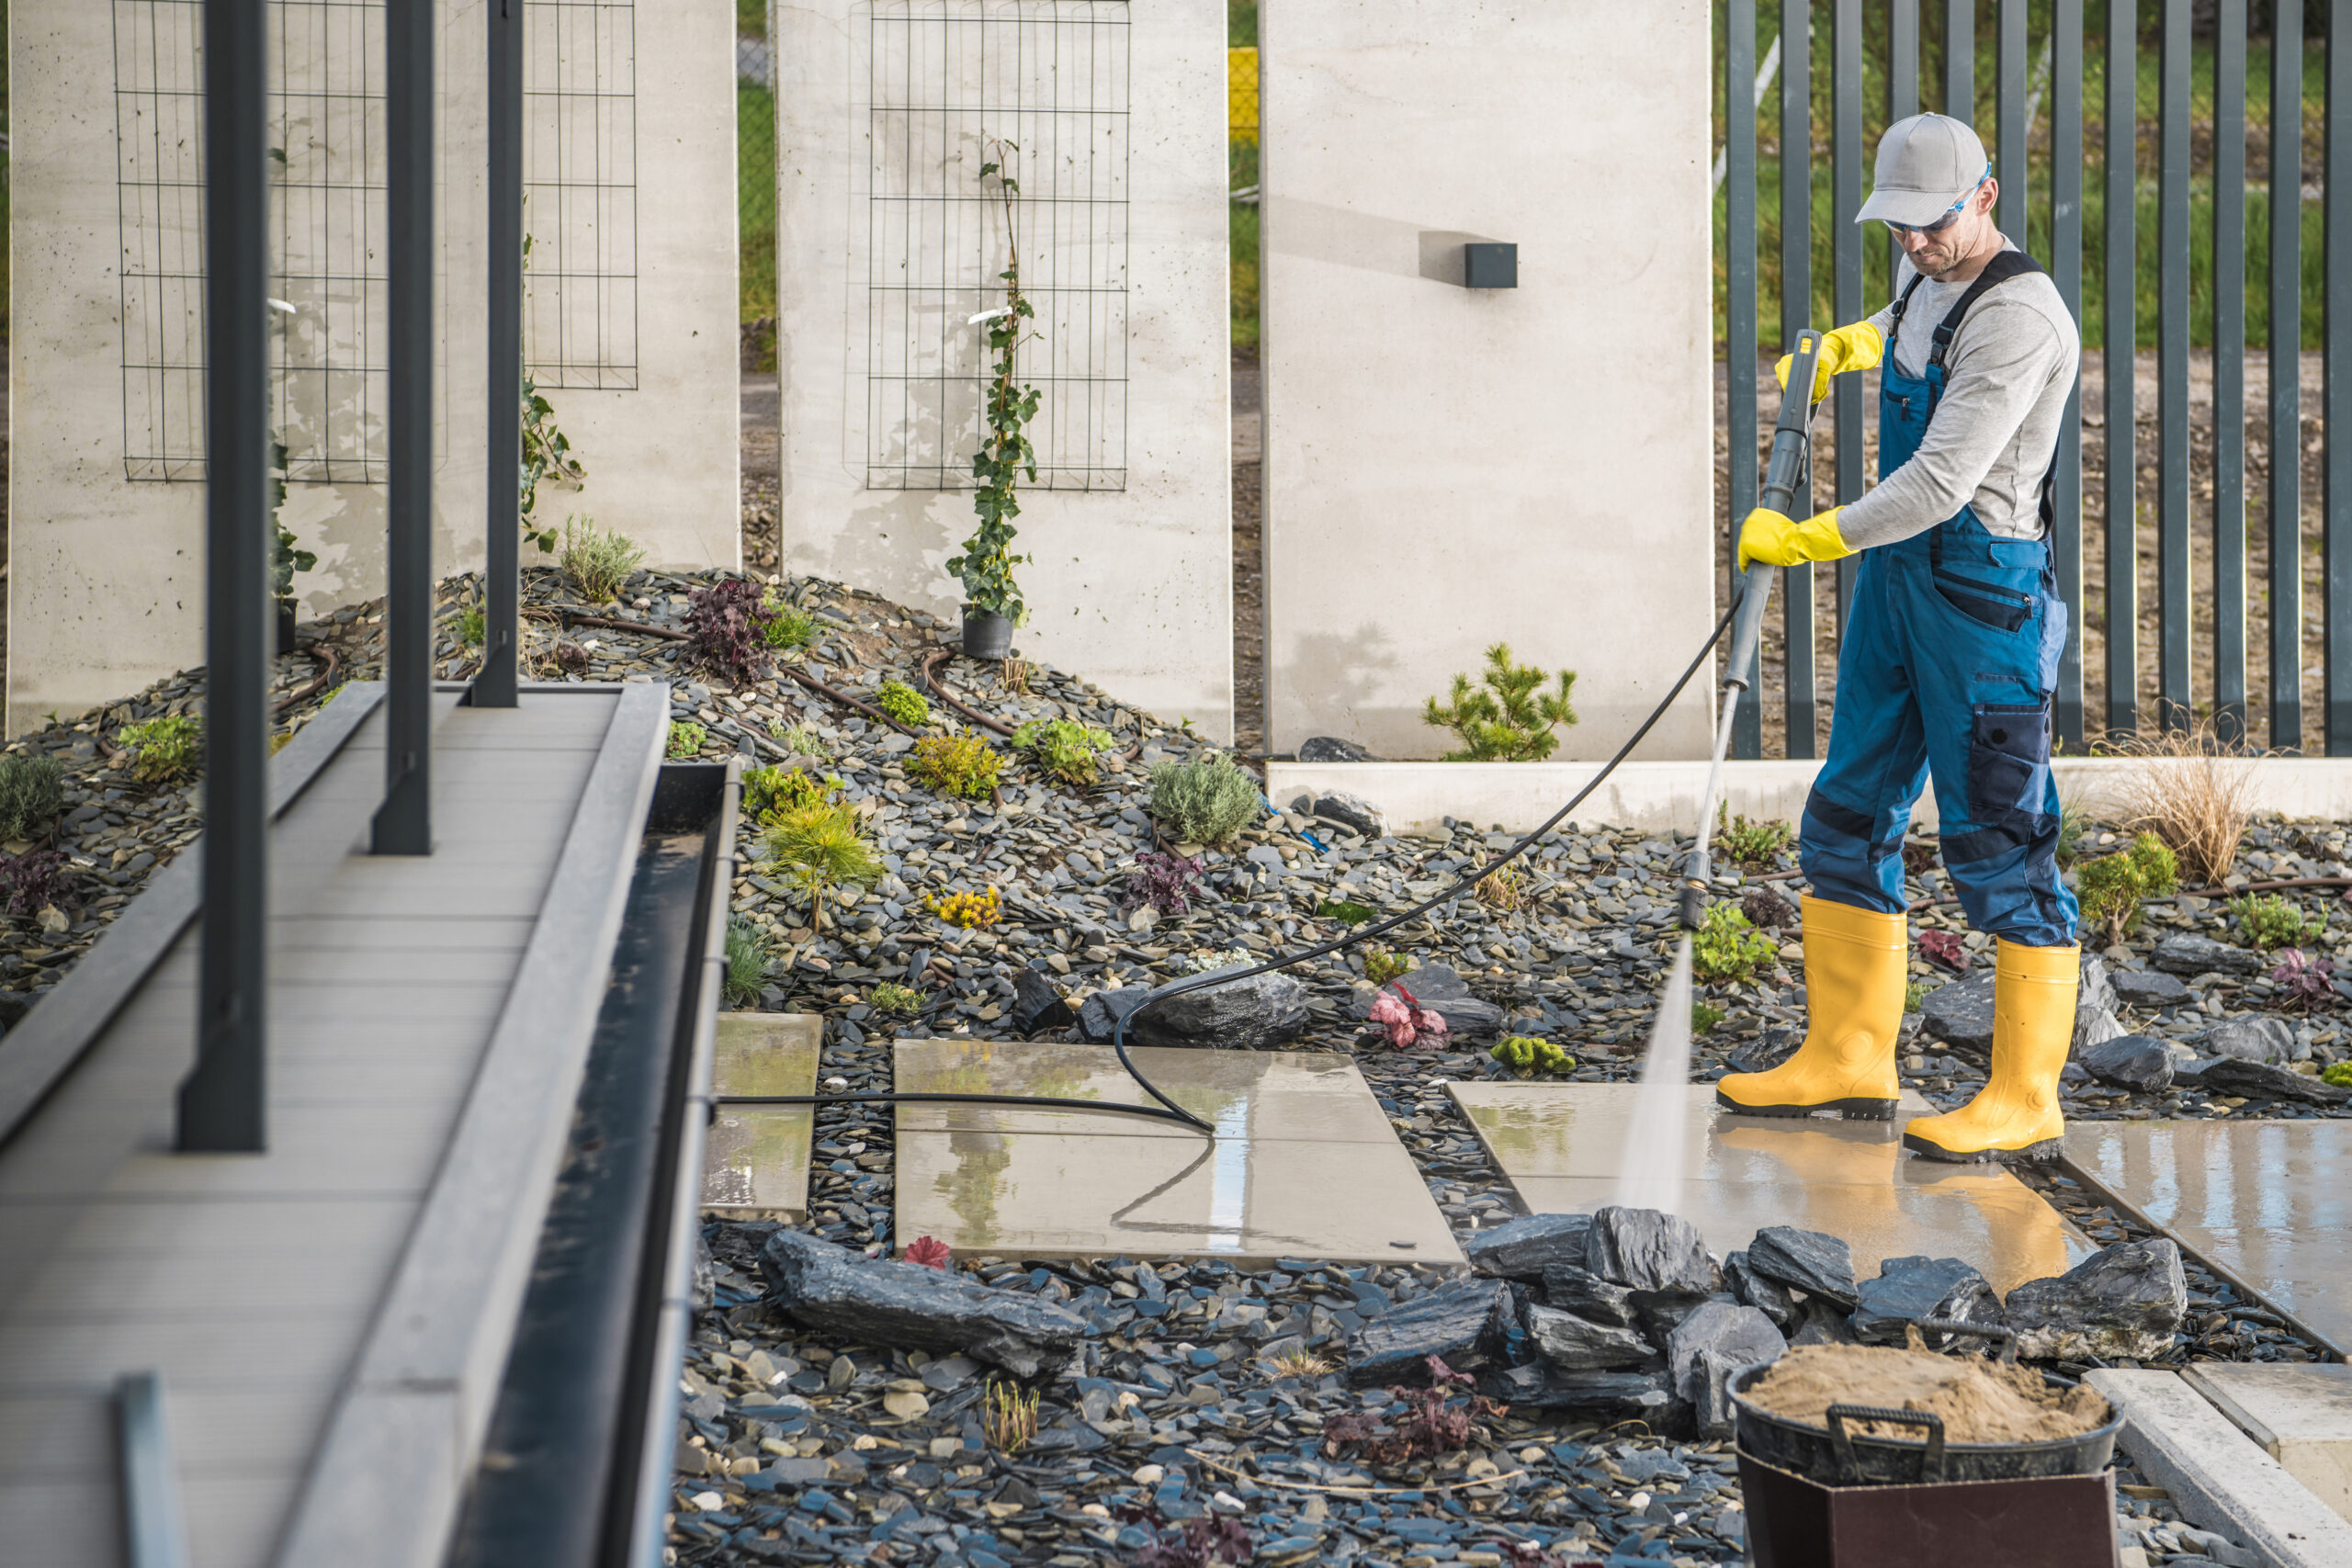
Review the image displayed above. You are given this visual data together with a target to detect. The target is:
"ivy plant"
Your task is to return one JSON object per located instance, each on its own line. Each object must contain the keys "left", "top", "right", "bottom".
{"left": 945, "top": 138, "right": 1038, "bottom": 626}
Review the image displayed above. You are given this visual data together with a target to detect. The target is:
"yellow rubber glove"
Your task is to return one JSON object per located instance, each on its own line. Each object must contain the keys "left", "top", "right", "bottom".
{"left": 1775, "top": 321, "right": 1884, "bottom": 404}
{"left": 1738, "top": 505, "right": 1856, "bottom": 571}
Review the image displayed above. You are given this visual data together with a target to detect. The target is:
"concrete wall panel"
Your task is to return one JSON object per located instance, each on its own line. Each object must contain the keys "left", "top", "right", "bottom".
{"left": 1261, "top": 0, "right": 1718, "bottom": 761}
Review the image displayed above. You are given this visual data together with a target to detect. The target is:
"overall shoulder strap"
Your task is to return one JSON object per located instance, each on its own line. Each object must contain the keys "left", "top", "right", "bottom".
{"left": 1927, "top": 249, "right": 2046, "bottom": 372}
{"left": 1884, "top": 271, "right": 1929, "bottom": 356}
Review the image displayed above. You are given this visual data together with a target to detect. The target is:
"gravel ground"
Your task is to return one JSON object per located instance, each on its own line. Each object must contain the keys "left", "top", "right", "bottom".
{"left": 0, "top": 562, "right": 2337, "bottom": 1568}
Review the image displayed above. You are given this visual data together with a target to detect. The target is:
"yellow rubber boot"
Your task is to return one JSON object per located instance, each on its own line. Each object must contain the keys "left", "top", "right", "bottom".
{"left": 1714, "top": 896, "right": 1907, "bottom": 1121}
{"left": 1903, "top": 939, "right": 2079, "bottom": 1163}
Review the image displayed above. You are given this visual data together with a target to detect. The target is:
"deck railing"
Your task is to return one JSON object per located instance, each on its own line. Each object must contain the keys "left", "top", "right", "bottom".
{"left": 1720, "top": 0, "right": 2351, "bottom": 761}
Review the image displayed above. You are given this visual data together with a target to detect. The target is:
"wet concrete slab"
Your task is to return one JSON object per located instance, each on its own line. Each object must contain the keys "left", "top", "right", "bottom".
{"left": 1447, "top": 1083, "right": 2091, "bottom": 1296}
{"left": 892, "top": 1041, "right": 1463, "bottom": 1265}
{"left": 2063, "top": 1119, "right": 2352, "bottom": 1358}
{"left": 2184, "top": 1363, "right": 2352, "bottom": 1525}
{"left": 701, "top": 1013, "right": 822, "bottom": 1220}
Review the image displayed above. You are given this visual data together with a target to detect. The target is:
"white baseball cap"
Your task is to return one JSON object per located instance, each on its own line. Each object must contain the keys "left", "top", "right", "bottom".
{"left": 1857, "top": 113, "right": 1991, "bottom": 227}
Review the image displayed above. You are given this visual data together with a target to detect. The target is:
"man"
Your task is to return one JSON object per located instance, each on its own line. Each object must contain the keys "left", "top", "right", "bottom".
{"left": 1715, "top": 113, "right": 2081, "bottom": 1164}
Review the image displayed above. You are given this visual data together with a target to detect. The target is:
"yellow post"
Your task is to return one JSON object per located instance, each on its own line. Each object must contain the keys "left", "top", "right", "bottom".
{"left": 1228, "top": 46, "right": 1259, "bottom": 144}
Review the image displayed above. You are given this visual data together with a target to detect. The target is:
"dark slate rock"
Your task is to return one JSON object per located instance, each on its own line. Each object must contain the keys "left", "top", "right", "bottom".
{"left": 1919, "top": 973, "right": 1996, "bottom": 1054}
{"left": 1724, "top": 1030, "right": 1797, "bottom": 1076}
{"left": 1310, "top": 791, "right": 1387, "bottom": 838}
{"left": 2196, "top": 1056, "right": 2351, "bottom": 1105}
{"left": 1075, "top": 986, "right": 1152, "bottom": 1043}
{"left": 759, "top": 1232, "right": 1086, "bottom": 1379}
{"left": 1849, "top": 1255, "right": 2003, "bottom": 1345}
{"left": 2111, "top": 968, "right": 2191, "bottom": 1008}
{"left": 1297, "top": 736, "right": 1379, "bottom": 763}
{"left": 2152, "top": 933, "right": 2265, "bottom": 976}
{"left": 1011, "top": 964, "right": 1077, "bottom": 1035}
{"left": 1747, "top": 1226, "right": 1860, "bottom": 1310}
{"left": 1788, "top": 1295, "right": 1860, "bottom": 1348}
{"left": 1479, "top": 1364, "right": 1675, "bottom": 1423}
{"left": 1723, "top": 1251, "right": 1796, "bottom": 1333}
{"left": 1585, "top": 1207, "right": 1714, "bottom": 1298}
{"left": 1465, "top": 1212, "right": 1592, "bottom": 1280}
{"left": 1525, "top": 1303, "right": 1656, "bottom": 1371}
{"left": 2078, "top": 1034, "right": 2188, "bottom": 1093}
{"left": 1540, "top": 1263, "right": 1637, "bottom": 1327}
{"left": 1688, "top": 1347, "right": 1747, "bottom": 1438}
{"left": 1126, "top": 970, "right": 1311, "bottom": 1052}
{"left": 2077, "top": 953, "right": 2119, "bottom": 1018}
{"left": 1343, "top": 1278, "right": 1512, "bottom": 1386}
{"left": 1667, "top": 1303, "right": 1786, "bottom": 1407}
{"left": 1350, "top": 963, "right": 1505, "bottom": 1040}
{"left": 2192, "top": 1016, "right": 2295, "bottom": 1066}
{"left": 2005, "top": 1239, "right": 2189, "bottom": 1361}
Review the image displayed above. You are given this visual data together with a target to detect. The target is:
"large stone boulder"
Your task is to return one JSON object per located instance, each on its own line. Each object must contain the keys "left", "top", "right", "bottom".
{"left": 1525, "top": 1303, "right": 1657, "bottom": 1371}
{"left": 2196, "top": 1057, "right": 2351, "bottom": 1105}
{"left": 760, "top": 1232, "right": 1086, "bottom": 1379}
{"left": 1479, "top": 1365, "right": 1676, "bottom": 1425}
{"left": 1307, "top": 791, "right": 1387, "bottom": 839}
{"left": 1466, "top": 1213, "right": 1592, "bottom": 1280}
{"left": 2004, "top": 1239, "right": 2188, "bottom": 1361}
{"left": 1665, "top": 1302, "right": 1786, "bottom": 1410}
{"left": 1723, "top": 1250, "right": 1797, "bottom": 1333}
{"left": 1343, "top": 1277, "right": 1513, "bottom": 1386}
{"left": 1011, "top": 964, "right": 1077, "bottom": 1035}
{"left": 2078, "top": 1034, "right": 2196, "bottom": 1093}
{"left": 1585, "top": 1207, "right": 1714, "bottom": 1298}
{"left": 2152, "top": 933, "right": 2264, "bottom": 977}
{"left": 1297, "top": 736, "right": 1379, "bottom": 763}
{"left": 1541, "top": 1263, "right": 1639, "bottom": 1328}
{"left": 1075, "top": 986, "right": 1151, "bottom": 1043}
{"left": 2111, "top": 968, "right": 2190, "bottom": 1009}
{"left": 1125, "top": 970, "right": 1311, "bottom": 1052}
{"left": 1746, "top": 1226, "right": 1860, "bottom": 1310}
{"left": 1351, "top": 963, "right": 1505, "bottom": 1040}
{"left": 1849, "top": 1255, "right": 2002, "bottom": 1345}
{"left": 2192, "top": 1016, "right": 2294, "bottom": 1066}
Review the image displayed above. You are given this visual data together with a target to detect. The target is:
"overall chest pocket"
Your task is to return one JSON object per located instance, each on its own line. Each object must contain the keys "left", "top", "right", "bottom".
{"left": 1968, "top": 703, "right": 2051, "bottom": 822}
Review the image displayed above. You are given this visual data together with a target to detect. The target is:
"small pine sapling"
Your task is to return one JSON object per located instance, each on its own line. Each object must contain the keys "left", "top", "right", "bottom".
{"left": 2074, "top": 831, "right": 2180, "bottom": 947}
{"left": 1421, "top": 643, "right": 1577, "bottom": 761}
{"left": 763, "top": 800, "right": 881, "bottom": 934}
{"left": 2228, "top": 892, "right": 2324, "bottom": 951}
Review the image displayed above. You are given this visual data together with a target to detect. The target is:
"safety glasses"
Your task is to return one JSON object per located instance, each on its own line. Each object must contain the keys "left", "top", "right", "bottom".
{"left": 1881, "top": 165, "right": 1991, "bottom": 236}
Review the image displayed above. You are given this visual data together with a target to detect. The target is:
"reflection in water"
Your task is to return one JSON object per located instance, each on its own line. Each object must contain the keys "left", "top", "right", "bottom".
{"left": 939, "top": 1131, "right": 1013, "bottom": 1245}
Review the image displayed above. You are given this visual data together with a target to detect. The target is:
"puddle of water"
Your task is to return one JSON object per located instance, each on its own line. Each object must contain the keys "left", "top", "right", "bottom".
{"left": 1611, "top": 939, "right": 1695, "bottom": 1216}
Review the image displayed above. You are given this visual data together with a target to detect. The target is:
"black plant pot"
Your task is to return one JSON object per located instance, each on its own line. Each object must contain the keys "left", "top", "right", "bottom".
{"left": 961, "top": 606, "right": 1014, "bottom": 660}
{"left": 276, "top": 599, "right": 300, "bottom": 655}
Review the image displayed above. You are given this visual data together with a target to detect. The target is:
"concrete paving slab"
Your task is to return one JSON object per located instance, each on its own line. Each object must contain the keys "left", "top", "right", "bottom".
{"left": 2184, "top": 1364, "right": 2352, "bottom": 1526}
{"left": 1449, "top": 1083, "right": 2091, "bottom": 1295}
{"left": 892, "top": 1042, "right": 1463, "bottom": 1266}
{"left": 2062, "top": 1120, "right": 2352, "bottom": 1357}
{"left": 2088, "top": 1369, "right": 2352, "bottom": 1568}
{"left": 701, "top": 1014, "right": 822, "bottom": 1220}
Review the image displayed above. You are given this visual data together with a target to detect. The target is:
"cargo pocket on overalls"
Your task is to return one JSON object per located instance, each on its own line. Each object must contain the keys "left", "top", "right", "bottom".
{"left": 1933, "top": 569, "right": 2034, "bottom": 631}
{"left": 1967, "top": 704, "right": 2051, "bottom": 823}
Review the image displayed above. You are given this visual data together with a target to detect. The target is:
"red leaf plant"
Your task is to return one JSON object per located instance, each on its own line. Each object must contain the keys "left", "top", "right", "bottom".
{"left": 903, "top": 1235, "right": 952, "bottom": 1269}
{"left": 1369, "top": 982, "right": 1450, "bottom": 1050}
{"left": 1917, "top": 929, "right": 1968, "bottom": 973}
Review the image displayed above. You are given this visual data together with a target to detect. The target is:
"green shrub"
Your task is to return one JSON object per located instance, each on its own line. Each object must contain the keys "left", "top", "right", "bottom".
{"left": 667, "top": 721, "right": 707, "bottom": 760}
{"left": 1690, "top": 1002, "right": 1726, "bottom": 1035}
{"left": 2075, "top": 831, "right": 2180, "bottom": 947}
{"left": 1012, "top": 717, "right": 1114, "bottom": 786}
{"left": 457, "top": 604, "right": 486, "bottom": 648}
{"left": 762, "top": 594, "right": 820, "bottom": 652}
{"left": 1715, "top": 807, "right": 1792, "bottom": 866}
{"left": 744, "top": 765, "right": 841, "bottom": 822}
{"left": 1492, "top": 1035, "right": 1576, "bottom": 1077}
{"left": 909, "top": 735, "right": 1001, "bottom": 800}
{"left": 876, "top": 680, "right": 931, "bottom": 728}
{"left": 560, "top": 515, "right": 644, "bottom": 604}
{"left": 872, "top": 981, "right": 924, "bottom": 1015}
{"left": 1363, "top": 948, "right": 1412, "bottom": 987}
{"left": 120, "top": 715, "right": 202, "bottom": 784}
{"left": 1146, "top": 752, "right": 1262, "bottom": 844}
{"left": 1691, "top": 904, "right": 1778, "bottom": 983}
{"left": 2323, "top": 1061, "right": 2352, "bottom": 1088}
{"left": 2227, "top": 891, "right": 2324, "bottom": 951}
{"left": 724, "top": 916, "right": 768, "bottom": 1007}
{"left": 763, "top": 800, "right": 881, "bottom": 933}
{"left": 0, "top": 754, "right": 68, "bottom": 841}
{"left": 1421, "top": 642, "right": 1577, "bottom": 761}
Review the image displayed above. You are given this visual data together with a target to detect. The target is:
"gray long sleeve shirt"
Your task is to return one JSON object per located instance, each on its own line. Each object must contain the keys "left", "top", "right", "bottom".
{"left": 1835, "top": 237, "right": 2081, "bottom": 548}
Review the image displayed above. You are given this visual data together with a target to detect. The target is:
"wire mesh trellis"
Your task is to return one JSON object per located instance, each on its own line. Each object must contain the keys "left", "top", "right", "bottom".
{"left": 851, "top": 0, "right": 1131, "bottom": 492}
{"left": 110, "top": 0, "right": 639, "bottom": 483}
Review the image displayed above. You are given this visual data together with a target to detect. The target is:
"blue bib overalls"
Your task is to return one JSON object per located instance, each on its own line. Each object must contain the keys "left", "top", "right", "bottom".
{"left": 1795, "top": 254, "right": 2080, "bottom": 948}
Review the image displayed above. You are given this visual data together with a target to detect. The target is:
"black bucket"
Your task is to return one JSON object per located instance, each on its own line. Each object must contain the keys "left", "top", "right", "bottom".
{"left": 1728, "top": 1323, "right": 2122, "bottom": 1487}
{"left": 961, "top": 607, "right": 1014, "bottom": 660}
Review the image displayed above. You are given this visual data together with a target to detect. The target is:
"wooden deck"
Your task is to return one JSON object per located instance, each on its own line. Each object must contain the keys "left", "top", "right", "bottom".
{"left": 0, "top": 682, "right": 666, "bottom": 1568}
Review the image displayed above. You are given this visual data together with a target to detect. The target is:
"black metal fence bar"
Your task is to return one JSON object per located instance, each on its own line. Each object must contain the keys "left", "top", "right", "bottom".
{"left": 2158, "top": 0, "right": 2192, "bottom": 727}
{"left": 1835, "top": 0, "right": 1864, "bottom": 630}
{"left": 1945, "top": 0, "right": 1973, "bottom": 118}
{"left": 481, "top": 0, "right": 524, "bottom": 708}
{"left": 2105, "top": 0, "right": 2138, "bottom": 735}
{"left": 1728, "top": 0, "right": 1763, "bottom": 759}
{"left": 375, "top": 0, "right": 435, "bottom": 853}
{"left": 1996, "top": 0, "right": 2025, "bottom": 235}
{"left": 2334, "top": 0, "right": 2352, "bottom": 755}
{"left": 178, "top": 0, "right": 269, "bottom": 1155}
{"left": 2051, "top": 0, "right": 2086, "bottom": 750}
{"left": 1781, "top": 0, "right": 1818, "bottom": 758}
{"left": 2274, "top": 2, "right": 2305, "bottom": 747}
{"left": 2215, "top": 0, "right": 2248, "bottom": 743}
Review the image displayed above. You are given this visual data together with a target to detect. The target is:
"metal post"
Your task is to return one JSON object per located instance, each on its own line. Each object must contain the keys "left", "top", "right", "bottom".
{"left": 1996, "top": 0, "right": 2027, "bottom": 239}
{"left": 1945, "top": 0, "right": 1974, "bottom": 122}
{"left": 117, "top": 1371, "right": 192, "bottom": 1568}
{"left": 1728, "top": 0, "right": 1762, "bottom": 760}
{"left": 178, "top": 0, "right": 269, "bottom": 1154}
{"left": 1889, "top": 0, "right": 1919, "bottom": 288}
{"left": 2214, "top": 0, "right": 2247, "bottom": 745}
{"left": 2272, "top": 0, "right": 2305, "bottom": 750}
{"left": 2106, "top": 0, "right": 2138, "bottom": 736}
{"left": 1833, "top": 0, "right": 1862, "bottom": 630}
{"left": 480, "top": 0, "right": 523, "bottom": 707}
{"left": 2157, "top": 0, "right": 2191, "bottom": 730}
{"left": 2052, "top": 0, "right": 2085, "bottom": 750}
{"left": 1781, "top": 0, "right": 1816, "bottom": 759}
{"left": 2331, "top": 0, "right": 2352, "bottom": 754}
{"left": 374, "top": 0, "right": 434, "bottom": 852}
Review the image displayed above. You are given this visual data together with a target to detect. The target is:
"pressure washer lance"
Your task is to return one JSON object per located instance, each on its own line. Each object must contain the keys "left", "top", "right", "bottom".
{"left": 1676, "top": 328, "right": 1820, "bottom": 933}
